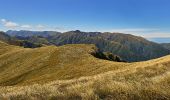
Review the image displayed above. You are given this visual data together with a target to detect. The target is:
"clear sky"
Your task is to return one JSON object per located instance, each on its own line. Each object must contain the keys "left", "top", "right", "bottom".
{"left": 0, "top": 0, "right": 170, "bottom": 38}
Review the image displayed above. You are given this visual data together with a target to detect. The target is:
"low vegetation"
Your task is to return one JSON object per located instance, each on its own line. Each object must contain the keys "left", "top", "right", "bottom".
{"left": 0, "top": 41, "right": 128, "bottom": 86}
{"left": 0, "top": 41, "right": 170, "bottom": 99}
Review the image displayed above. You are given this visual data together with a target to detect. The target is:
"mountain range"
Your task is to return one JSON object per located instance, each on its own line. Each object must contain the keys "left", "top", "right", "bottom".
{"left": 6, "top": 30, "right": 170, "bottom": 62}
{"left": 6, "top": 30, "right": 60, "bottom": 37}
{"left": 0, "top": 31, "right": 42, "bottom": 48}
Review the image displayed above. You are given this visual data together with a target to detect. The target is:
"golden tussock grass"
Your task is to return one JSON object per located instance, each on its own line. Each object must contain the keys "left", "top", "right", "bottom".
{"left": 0, "top": 41, "right": 170, "bottom": 100}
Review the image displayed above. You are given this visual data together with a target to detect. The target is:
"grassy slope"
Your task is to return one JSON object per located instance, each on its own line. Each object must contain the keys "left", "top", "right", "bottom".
{"left": 1, "top": 41, "right": 170, "bottom": 99}
{"left": 0, "top": 41, "right": 128, "bottom": 86}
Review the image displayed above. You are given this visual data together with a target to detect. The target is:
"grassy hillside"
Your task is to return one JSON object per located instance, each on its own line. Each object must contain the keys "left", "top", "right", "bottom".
{"left": 0, "top": 42, "right": 170, "bottom": 99}
{"left": 0, "top": 41, "right": 127, "bottom": 86}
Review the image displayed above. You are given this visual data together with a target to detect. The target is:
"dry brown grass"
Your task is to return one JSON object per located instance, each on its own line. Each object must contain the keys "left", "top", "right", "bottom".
{"left": 0, "top": 41, "right": 129, "bottom": 86}
{"left": 0, "top": 41, "right": 170, "bottom": 100}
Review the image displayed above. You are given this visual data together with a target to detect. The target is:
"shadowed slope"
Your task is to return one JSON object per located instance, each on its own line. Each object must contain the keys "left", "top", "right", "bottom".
{"left": 0, "top": 31, "right": 42, "bottom": 48}
{"left": 161, "top": 43, "right": 170, "bottom": 50}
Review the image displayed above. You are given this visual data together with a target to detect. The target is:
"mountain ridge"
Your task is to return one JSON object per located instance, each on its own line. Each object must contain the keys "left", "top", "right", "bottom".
{"left": 0, "top": 31, "right": 42, "bottom": 48}
{"left": 6, "top": 30, "right": 170, "bottom": 62}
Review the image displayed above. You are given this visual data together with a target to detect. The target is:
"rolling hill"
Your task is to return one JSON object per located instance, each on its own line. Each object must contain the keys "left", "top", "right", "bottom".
{"left": 0, "top": 41, "right": 125, "bottom": 86}
{"left": 0, "top": 41, "right": 170, "bottom": 99}
{"left": 7, "top": 30, "right": 170, "bottom": 62}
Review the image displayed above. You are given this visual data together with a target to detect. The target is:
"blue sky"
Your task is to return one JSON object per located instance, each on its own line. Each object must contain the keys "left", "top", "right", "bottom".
{"left": 0, "top": 0, "right": 170, "bottom": 38}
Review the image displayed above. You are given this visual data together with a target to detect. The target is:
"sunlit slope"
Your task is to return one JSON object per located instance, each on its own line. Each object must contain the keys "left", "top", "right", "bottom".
{"left": 0, "top": 41, "right": 128, "bottom": 86}
{"left": 1, "top": 53, "right": 170, "bottom": 99}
